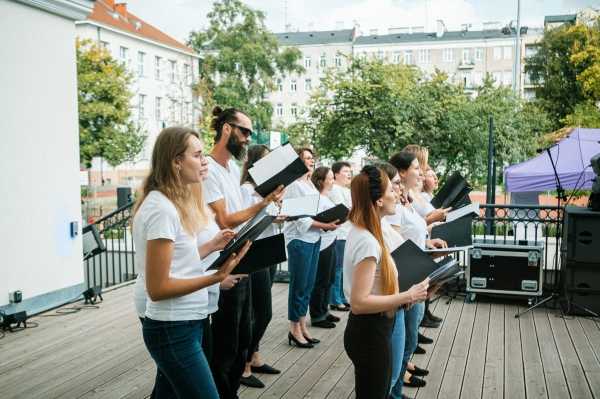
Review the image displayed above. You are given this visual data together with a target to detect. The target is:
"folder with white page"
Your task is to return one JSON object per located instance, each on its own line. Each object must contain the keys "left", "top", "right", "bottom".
{"left": 446, "top": 202, "right": 480, "bottom": 222}
{"left": 249, "top": 144, "right": 309, "bottom": 197}
{"left": 280, "top": 194, "right": 320, "bottom": 220}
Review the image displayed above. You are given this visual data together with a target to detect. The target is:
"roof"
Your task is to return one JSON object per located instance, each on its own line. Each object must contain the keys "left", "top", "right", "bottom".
{"left": 544, "top": 14, "right": 577, "bottom": 24}
{"left": 275, "top": 29, "right": 355, "bottom": 46}
{"left": 84, "top": 0, "right": 195, "bottom": 54}
{"left": 354, "top": 29, "right": 520, "bottom": 46}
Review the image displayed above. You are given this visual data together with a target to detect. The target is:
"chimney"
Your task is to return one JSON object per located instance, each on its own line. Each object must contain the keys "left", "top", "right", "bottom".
{"left": 115, "top": 2, "right": 127, "bottom": 18}
{"left": 436, "top": 20, "right": 446, "bottom": 38}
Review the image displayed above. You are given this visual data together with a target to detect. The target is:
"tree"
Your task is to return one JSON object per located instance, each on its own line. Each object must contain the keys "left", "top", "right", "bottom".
{"left": 77, "top": 39, "right": 145, "bottom": 168}
{"left": 189, "top": 0, "right": 303, "bottom": 135}
{"left": 526, "top": 19, "right": 600, "bottom": 127}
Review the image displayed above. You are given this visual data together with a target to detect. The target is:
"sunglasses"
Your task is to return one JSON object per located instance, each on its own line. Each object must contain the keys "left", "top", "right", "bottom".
{"left": 228, "top": 122, "right": 253, "bottom": 137}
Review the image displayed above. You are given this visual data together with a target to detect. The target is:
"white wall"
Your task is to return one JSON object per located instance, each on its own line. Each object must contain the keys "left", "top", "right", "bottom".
{"left": 0, "top": 0, "right": 85, "bottom": 311}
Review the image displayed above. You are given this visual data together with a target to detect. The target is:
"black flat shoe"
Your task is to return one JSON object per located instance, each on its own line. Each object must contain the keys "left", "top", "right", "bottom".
{"left": 288, "top": 332, "right": 313, "bottom": 348}
{"left": 418, "top": 332, "right": 433, "bottom": 344}
{"left": 251, "top": 364, "right": 281, "bottom": 374}
{"left": 407, "top": 365, "right": 429, "bottom": 376}
{"left": 330, "top": 304, "right": 350, "bottom": 312}
{"left": 312, "top": 319, "right": 336, "bottom": 329}
{"left": 404, "top": 375, "right": 427, "bottom": 388}
{"left": 420, "top": 317, "right": 440, "bottom": 329}
{"left": 414, "top": 345, "right": 426, "bottom": 355}
{"left": 326, "top": 314, "right": 341, "bottom": 323}
{"left": 426, "top": 309, "right": 443, "bottom": 323}
{"left": 304, "top": 335, "right": 320, "bottom": 344}
{"left": 240, "top": 374, "right": 265, "bottom": 388}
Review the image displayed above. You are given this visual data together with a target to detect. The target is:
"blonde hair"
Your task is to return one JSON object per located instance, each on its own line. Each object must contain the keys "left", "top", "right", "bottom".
{"left": 402, "top": 144, "right": 429, "bottom": 172}
{"left": 134, "top": 127, "right": 209, "bottom": 235}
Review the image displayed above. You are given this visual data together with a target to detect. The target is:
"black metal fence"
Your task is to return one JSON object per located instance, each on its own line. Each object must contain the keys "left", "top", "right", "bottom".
{"left": 82, "top": 202, "right": 564, "bottom": 289}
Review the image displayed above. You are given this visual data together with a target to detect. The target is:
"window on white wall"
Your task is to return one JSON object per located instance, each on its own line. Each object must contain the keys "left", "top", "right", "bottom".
{"left": 418, "top": 49, "right": 430, "bottom": 64}
{"left": 290, "top": 79, "right": 297, "bottom": 92}
{"left": 304, "top": 56, "right": 311, "bottom": 68}
{"left": 169, "top": 60, "right": 177, "bottom": 83}
{"left": 155, "top": 56, "right": 161, "bottom": 80}
{"left": 462, "top": 48, "right": 471, "bottom": 63}
{"left": 475, "top": 47, "right": 483, "bottom": 61}
{"left": 305, "top": 78, "right": 312, "bottom": 91}
{"left": 492, "top": 71, "right": 502, "bottom": 85}
{"left": 335, "top": 55, "right": 342, "bottom": 67}
{"left": 155, "top": 97, "right": 162, "bottom": 122}
{"left": 170, "top": 99, "right": 177, "bottom": 122}
{"left": 320, "top": 54, "right": 327, "bottom": 67}
{"left": 377, "top": 50, "right": 385, "bottom": 60}
{"left": 393, "top": 51, "right": 401, "bottom": 64}
{"left": 291, "top": 103, "right": 298, "bottom": 117}
{"left": 493, "top": 47, "right": 502, "bottom": 60}
{"left": 184, "top": 63, "right": 190, "bottom": 85}
{"left": 100, "top": 41, "right": 110, "bottom": 51}
{"left": 473, "top": 71, "right": 483, "bottom": 86}
{"left": 119, "top": 46, "right": 129, "bottom": 66}
{"left": 443, "top": 48, "right": 453, "bottom": 62}
{"left": 503, "top": 70, "right": 513, "bottom": 85}
{"left": 404, "top": 50, "right": 412, "bottom": 65}
{"left": 277, "top": 79, "right": 283, "bottom": 92}
{"left": 276, "top": 103, "right": 283, "bottom": 117}
{"left": 503, "top": 46, "right": 512, "bottom": 60}
{"left": 137, "top": 51, "right": 145, "bottom": 77}
{"left": 138, "top": 94, "right": 146, "bottom": 119}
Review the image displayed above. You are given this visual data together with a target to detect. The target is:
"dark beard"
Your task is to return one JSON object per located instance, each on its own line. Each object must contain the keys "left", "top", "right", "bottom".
{"left": 226, "top": 134, "right": 247, "bottom": 160}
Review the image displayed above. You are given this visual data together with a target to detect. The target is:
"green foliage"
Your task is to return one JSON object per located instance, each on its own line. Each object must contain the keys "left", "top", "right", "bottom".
{"left": 77, "top": 39, "right": 146, "bottom": 167}
{"left": 302, "top": 58, "right": 550, "bottom": 184}
{"left": 189, "top": 0, "right": 303, "bottom": 136}
{"left": 561, "top": 101, "right": 600, "bottom": 127}
{"left": 526, "top": 19, "right": 600, "bottom": 127}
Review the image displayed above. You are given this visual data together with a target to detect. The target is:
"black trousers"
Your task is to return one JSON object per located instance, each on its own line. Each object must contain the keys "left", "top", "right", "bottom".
{"left": 344, "top": 312, "right": 395, "bottom": 399}
{"left": 247, "top": 267, "right": 274, "bottom": 359}
{"left": 309, "top": 241, "right": 337, "bottom": 321}
{"left": 210, "top": 278, "right": 252, "bottom": 399}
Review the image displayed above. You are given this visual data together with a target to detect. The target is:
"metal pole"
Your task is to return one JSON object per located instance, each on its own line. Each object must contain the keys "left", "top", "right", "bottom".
{"left": 513, "top": 0, "right": 522, "bottom": 95}
{"left": 485, "top": 116, "right": 495, "bottom": 234}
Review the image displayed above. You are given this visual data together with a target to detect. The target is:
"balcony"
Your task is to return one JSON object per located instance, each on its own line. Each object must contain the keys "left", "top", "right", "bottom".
{"left": 458, "top": 60, "right": 476, "bottom": 70}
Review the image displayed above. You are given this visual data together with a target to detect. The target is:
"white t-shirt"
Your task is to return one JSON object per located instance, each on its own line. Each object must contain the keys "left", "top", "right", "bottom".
{"left": 318, "top": 194, "right": 337, "bottom": 251}
{"left": 412, "top": 191, "right": 435, "bottom": 219}
{"left": 282, "top": 179, "right": 321, "bottom": 244}
{"left": 422, "top": 192, "right": 433, "bottom": 202}
{"left": 203, "top": 156, "right": 245, "bottom": 230}
{"left": 240, "top": 182, "right": 278, "bottom": 240}
{"left": 132, "top": 191, "right": 208, "bottom": 321}
{"left": 343, "top": 221, "right": 401, "bottom": 300}
{"left": 383, "top": 203, "right": 428, "bottom": 250}
{"left": 196, "top": 219, "right": 221, "bottom": 315}
{"left": 328, "top": 184, "right": 352, "bottom": 241}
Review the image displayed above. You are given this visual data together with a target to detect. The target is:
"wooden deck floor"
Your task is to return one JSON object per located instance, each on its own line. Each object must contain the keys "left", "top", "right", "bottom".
{"left": 1, "top": 283, "right": 599, "bottom": 399}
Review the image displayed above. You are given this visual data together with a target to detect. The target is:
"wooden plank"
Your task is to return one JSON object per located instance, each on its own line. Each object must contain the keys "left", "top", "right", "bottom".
{"left": 325, "top": 363, "right": 355, "bottom": 399}
{"left": 460, "top": 302, "right": 491, "bottom": 399}
{"left": 482, "top": 303, "right": 504, "bottom": 399}
{"left": 438, "top": 301, "right": 477, "bottom": 399}
{"left": 548, "top": 311, "right": 593, "bottom": 399}
{"left": 503, "top": 304, "right": 525, "bottom": 399}
{"left": 532, "top": 308, "right": 570, "bottom": 398}
{"left": 304, "top": 351, "right": 352, "bottom": 398}
{"left": 518, "top": 305, "right": 547, "bottom": 399}
{"left": 564, "top": 316, "right": 600, "bottom": 398}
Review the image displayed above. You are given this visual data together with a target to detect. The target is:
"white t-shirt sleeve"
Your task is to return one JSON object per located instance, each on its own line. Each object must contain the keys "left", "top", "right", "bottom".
{"left": 327, "top": 186, "right": 343, "bottom": 205}
{"left": 203, "top": 168, "right": 225, "bottom": 205}
{"left": 351, "top": 233, "right": 381, "bottom": 265}
{"left": 145, "top": 201, "right": 179, "bottom": 241}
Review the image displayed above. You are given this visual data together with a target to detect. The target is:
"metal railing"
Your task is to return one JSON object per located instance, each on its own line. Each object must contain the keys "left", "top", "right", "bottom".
{"left": 84, "top": 202, "right": 136, "bottom": 289}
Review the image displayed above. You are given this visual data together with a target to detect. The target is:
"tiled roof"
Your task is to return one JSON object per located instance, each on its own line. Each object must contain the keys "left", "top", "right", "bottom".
{"left": 354, "top": 29, "right": 521, "bottom": 46}
{"left": 85, "top": 0, "right": 195, "bottom": 54}
{"left": 275, "top": 29, "right": 356, "bottom": 46}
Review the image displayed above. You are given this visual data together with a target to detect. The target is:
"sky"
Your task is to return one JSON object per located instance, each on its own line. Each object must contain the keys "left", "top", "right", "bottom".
{"left": 124, "top": 0, "right": 599, "bottom": 43}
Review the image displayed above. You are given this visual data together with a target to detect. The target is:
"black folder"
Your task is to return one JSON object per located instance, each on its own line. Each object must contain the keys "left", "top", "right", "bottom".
{"left": 431, "top": 171, "right": 473, "bottom": 209}
{"left": 233, "top": 233, "right": 287, "bottom": 274}
{"left": 430, "top": 215, "right": 473, "bottom": 247}
{"left": 208, "top": 211, "right": 276, "bottom": 270}
{"left": 313, "top": 204, "right": 350, "bottom": 224}
{"left": 391, "top": 240, "right": 460, "bottom": 292}
{"left": 254, "top": 157, "right": 309, "bottom": 197}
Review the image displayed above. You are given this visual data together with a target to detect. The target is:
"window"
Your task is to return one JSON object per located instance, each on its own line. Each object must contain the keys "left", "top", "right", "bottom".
{"left": 291, "top": 103, "right": 298, "bottom": 117}
{"left": 290, "top": 79, "right": 297, "bottom": 92}
{"left": 169, "top": 60, "right": 177, "bottom": 83}
{"left": 184, "top": 63, "right": 190, "bottom": 85}
{"left": 525, "top": 45, "right": 538, "bottom": 58}
{"left": 155, "top": 97, "right": 162, "bottom": 122}
{"left": 473, "top": 71, "right": 483, "bottom": 86}
{"left": 475, "top": 47, "right": 483, "bottom": 61}
{"left": 443, "top": 48, "right": 453, "bottom": 62}
{"left": 100, "top": 41, "right": 110, "bottom": 51}
{"left": 492, "top": 71, "right": 502, "bottom": 85}
{"left": 137, "top": 51, "right": 145, "bottom": 77}
{"left": 503, "top": 70, "right": 512, "bottom": 85}
{"left": 138, "top": 94, "right": 146, "bottom": 119}
{"left": 493, "top": 47, "right": 502, "bottom": 60}
{"left": 170, "top": 99, "right": 177, "bottom": 122}
{"left": 185, "top": 102, "right": 192, "bottom": 124}
{"left": 462, "top": 48, "right": 471, "bottom": 63}
{"left": 418, "top": 49, "right": 430, "bottom": 64}
{"left": 119, "top": 46, "right": 129, "bottom": 66}
{"left": 403, "top": 50, "right": 412, "bottom": 65}
{"left": 377, "top": 50, "right": 385, "bottom": 61}
{"left": 320, "top": 54, "right": 326, "bottom": 68}
{"left": 393, "top": 51, "right": 402, "bottom": 64}
{"left": 462, "top": 71, "right": 472, "bottom": 87}
{"left": 305, "top": 78, "right": 312, "bottom": 91}
{"left": 155, "top": 56, "right": 161, "bottom": 80}
{"left": 335, "top": 55, "right": 342, "bottom": 67}
{"left": 276, "top": 103, "right": 283, "bottom": 117}
{"left": 304, "top": 56, "right": 311, "bottom": 68}
{"left": 277, "top": 79, "right": 283, "bottom": 92}
{"left": 503, "top": 46, "right": 512, "bottom": 60}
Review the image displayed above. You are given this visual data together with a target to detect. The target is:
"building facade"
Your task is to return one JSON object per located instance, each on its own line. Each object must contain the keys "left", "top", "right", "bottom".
{"left": 76, "top": 0, "right": 200, "bottom": 187}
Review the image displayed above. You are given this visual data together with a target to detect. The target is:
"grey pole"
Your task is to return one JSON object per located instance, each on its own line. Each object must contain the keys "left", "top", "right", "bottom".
{"left": 513, "top": 0, "right": 522, "bottom": 95}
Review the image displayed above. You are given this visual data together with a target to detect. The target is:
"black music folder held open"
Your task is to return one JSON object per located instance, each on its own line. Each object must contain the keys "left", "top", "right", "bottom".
{"left": 430, "top": 214, "right": 473, "bottom": 247}
{"left": 249, "top": 144, "right": 309, "bottom": 197}
{"left": 233, "top": 233, "right": 287, "bottom": 274}
{"left": 431, "top": 171, "right": 473, "bottom": 209}
{"left": 391, "top": 240, "right": 460, "bottom": 292}
{"left": 208, "top": 209, "right": 276, "bottom": 270}
{"left": 313, "top": 204, "right": 350, "bottom": 224}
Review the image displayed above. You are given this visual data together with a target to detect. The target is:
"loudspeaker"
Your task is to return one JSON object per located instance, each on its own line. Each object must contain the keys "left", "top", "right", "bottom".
{"left": 563, "top": 267, "right": 600, "bottom": 316}
{"left": 117, "top": 186, "right": 132, "bottom": 209}
{"left": 563, "top": 206, "right": 600, "bottom": 264}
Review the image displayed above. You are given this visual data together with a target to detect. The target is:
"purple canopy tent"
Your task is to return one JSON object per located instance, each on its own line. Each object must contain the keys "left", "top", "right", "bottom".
{"left": 504, "top": 128, "right": 600, "bottom": 193}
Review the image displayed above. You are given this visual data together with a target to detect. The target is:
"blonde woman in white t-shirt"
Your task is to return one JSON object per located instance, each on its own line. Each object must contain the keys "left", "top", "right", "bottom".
{"left": 132, "top": 127, "right": 251, "bottom": 399}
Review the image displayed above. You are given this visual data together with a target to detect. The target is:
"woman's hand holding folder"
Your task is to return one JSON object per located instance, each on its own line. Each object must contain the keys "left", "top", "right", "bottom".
{"left": 215, "top": 241, "right": 252, "bottom": 281}
{"left": 426, "top": 238, "right": 449, "bottom": 258}
{"left": 261, "top": 185, "right": 285, "bottom": 207}
{"left": 406, "top": 278, "right": 429, "bottom": 304}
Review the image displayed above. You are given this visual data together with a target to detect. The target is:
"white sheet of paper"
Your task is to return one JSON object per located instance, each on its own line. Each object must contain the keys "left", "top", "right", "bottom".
{"left": 249, "top": 144, "right": 299, "bottom": 186}
{"left": 280, "top": 195, "right": 320, "bottom": 218}
{"left": 446, "top": 202, "right": 480, "bottom": 222}
{"left": 423, "top": 245, "right": 474, "bottom": 253}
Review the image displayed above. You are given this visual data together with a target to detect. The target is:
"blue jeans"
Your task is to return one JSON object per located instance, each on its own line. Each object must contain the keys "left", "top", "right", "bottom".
{"left": 389, "top": 308, "right": 406, "bottom": 398}
{"left": 287, "top": 239, "right": 321, "bottom": 322}
{"left": 393, "top": 301, "right": 425, "bottom": 397}
{"left": 329, "top": 240, "right": 347, "bottom": 305}
{"left": 143, "top": 318, "right": 219, "bottom": 399}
